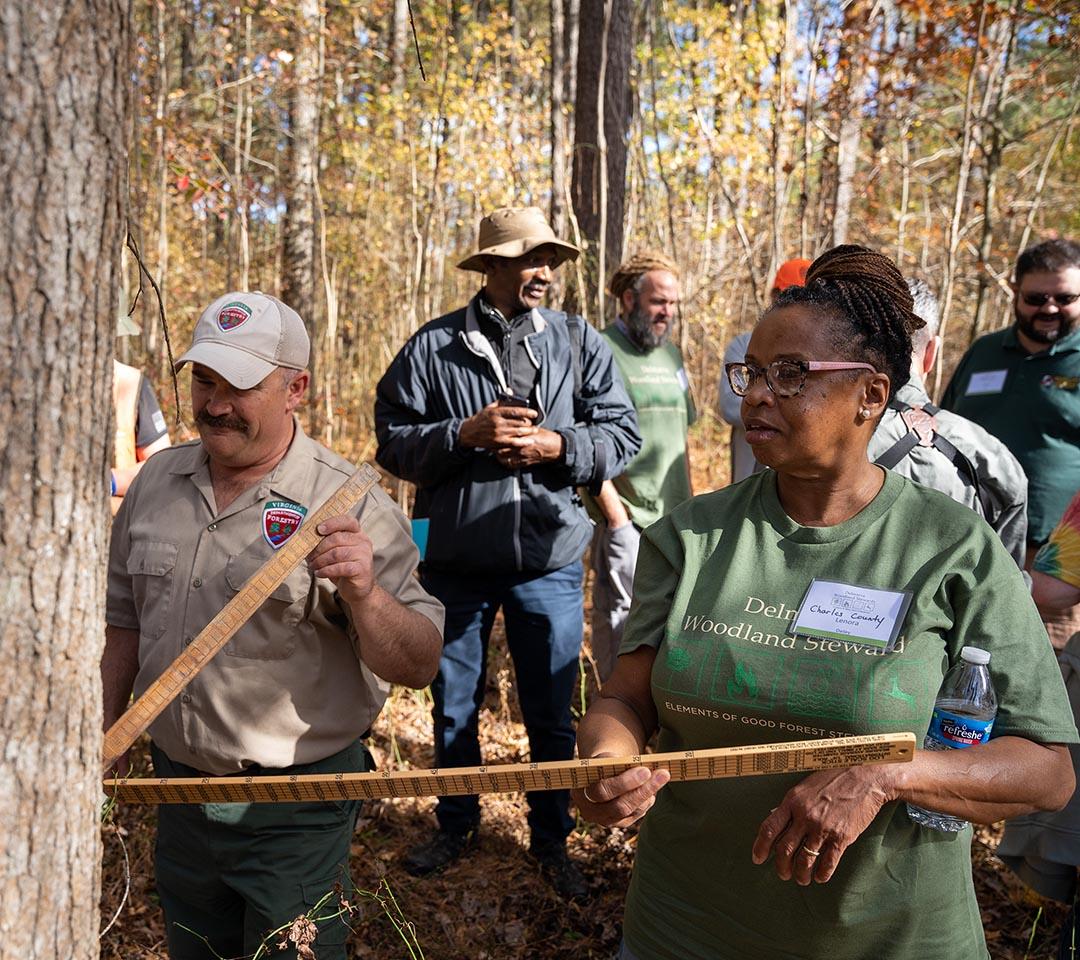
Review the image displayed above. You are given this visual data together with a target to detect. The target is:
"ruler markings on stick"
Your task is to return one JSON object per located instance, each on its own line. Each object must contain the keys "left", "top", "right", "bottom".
{"left": 101, "top": 463, "right": 383, "bottom": 775}
{"left": 105, "top": 733, "right": 914, "bottom": 805}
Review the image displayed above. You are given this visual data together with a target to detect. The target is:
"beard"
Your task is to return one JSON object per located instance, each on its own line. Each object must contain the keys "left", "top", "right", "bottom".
{"left": 1015, "top": 301, "right": 1076, "bottom": 345}
{"left": 625, "top": 304, "right": 670, "bottom": 351}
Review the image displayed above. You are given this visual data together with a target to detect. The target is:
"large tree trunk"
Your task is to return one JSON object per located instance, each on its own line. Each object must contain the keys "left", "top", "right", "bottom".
{"left": 0, "top": 2, "right": 128, "bottom": 957}
{"left": 570, "top": 0, "right": 633, "bottom": 320}
{"left": 281, "top": 0, "right": 321, "bottom": 324}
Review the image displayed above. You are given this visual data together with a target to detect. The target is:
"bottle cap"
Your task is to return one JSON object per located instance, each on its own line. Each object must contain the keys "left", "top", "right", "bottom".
{"left": 960, "top": 646, "right": 991, "bottom": 665}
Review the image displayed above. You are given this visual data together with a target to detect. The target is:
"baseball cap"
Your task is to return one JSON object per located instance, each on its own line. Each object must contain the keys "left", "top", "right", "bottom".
{"left": 772, "top": 258, "right": 812, "bottom": 292}
{"left": 173, "top": 292, "right": 310, "bottom": 389}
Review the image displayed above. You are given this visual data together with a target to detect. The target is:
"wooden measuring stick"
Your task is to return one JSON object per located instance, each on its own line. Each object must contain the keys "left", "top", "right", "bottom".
{"left": 103, "top": 732, "right": 914, "bottom": 804}
{"left": 101, "top": 463, "right": 383, "bottom": 775}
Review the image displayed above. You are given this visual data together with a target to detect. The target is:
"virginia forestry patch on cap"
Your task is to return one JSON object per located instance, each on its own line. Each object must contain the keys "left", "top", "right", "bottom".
{"left": 217, "top": 300, "right": 253, "bottom": 332}
{"left": 263, "top": 499, "right": 307, "bottom": 549}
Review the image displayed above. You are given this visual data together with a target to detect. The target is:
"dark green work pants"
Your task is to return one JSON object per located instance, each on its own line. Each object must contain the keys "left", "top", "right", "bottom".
{"left": 151, "top": 739, "right": 370, "bottom": 960}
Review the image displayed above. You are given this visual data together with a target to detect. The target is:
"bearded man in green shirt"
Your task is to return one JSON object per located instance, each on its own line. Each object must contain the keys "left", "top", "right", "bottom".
{"left": 589, "top": 251, "right": 696, "bottom": 682}
{"left": 942, "top": 237, "right": 1080, "bottom": 647}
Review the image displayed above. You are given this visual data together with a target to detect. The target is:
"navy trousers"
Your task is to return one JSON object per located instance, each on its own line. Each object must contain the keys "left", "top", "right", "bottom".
{"left": 421, "top": 561, "right": 584, "bottom": 848}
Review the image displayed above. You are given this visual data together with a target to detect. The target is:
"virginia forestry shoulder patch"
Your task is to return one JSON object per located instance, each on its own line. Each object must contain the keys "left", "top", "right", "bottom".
{"left": 262, "top": 499, "right": 307, "bottom": 549}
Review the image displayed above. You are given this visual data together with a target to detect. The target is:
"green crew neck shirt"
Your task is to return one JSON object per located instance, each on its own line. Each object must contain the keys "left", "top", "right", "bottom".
{"left": 620, "top": 469, "right": 1077, "bottom": 960}
{"left": 941, "top": 325, "right": 1080, "bottom": 544}
{"left": 596, "top": 324, "right": 696, "bottom": 529}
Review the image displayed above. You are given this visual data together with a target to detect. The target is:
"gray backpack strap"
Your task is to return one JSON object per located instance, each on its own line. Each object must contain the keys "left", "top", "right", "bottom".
{"left": 875, "top": 399, "right": 998, "bottom": 526}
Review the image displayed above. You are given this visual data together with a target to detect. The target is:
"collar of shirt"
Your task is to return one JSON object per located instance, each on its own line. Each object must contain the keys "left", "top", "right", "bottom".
{"left": 1003, "top": 323, "right": 1080, "bottom": 357}
{"left": 476, "top": 290, "right": 532, "bottom": 339}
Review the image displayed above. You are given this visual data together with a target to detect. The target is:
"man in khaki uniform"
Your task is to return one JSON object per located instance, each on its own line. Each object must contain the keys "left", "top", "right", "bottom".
{"left": 102, "top": 292, "right": 444, "bottom": 960}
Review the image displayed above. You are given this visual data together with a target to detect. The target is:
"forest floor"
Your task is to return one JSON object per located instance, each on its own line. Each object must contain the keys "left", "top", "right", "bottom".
{"left": 97, "top": 635, "right": 1073, "bottom": 959}
{"left": 99, "top": 416, "right": 1072, "bottom": 959}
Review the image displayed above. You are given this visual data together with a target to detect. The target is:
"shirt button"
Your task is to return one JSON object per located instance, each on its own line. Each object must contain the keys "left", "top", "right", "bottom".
{"left": 208, "top": 523, "right": 218, "bottom": 532}
{"left": 181, "top": 694, "right": 192, "bottom": 704}
{"left": 184, "top": 636, "right": 193, "bottom": 646}
{"left": 193, "top": 577, "right": 203, "bottom": 588}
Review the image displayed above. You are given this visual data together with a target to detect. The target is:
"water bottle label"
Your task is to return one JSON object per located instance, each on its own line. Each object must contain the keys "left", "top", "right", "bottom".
{"left": 927, "top": 709, "right": 994, "bottom": 748}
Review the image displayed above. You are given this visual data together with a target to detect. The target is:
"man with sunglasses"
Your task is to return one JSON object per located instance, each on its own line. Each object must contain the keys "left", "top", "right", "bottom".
{"left": 943, "top": 238, "right": 1080, "bottom": 646}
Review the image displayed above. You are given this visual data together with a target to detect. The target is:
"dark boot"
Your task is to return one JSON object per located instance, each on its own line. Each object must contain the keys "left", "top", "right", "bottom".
{"left": 530, "top": 842, "right": 590, "bottom": 902}
{"left": 402, "top": 829, "right": 474, "bottom": 877}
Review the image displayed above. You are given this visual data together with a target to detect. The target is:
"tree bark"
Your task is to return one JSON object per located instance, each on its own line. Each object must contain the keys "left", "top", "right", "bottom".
{"left": 830, "top": 0, "right": 874, "bottom": 246}
{"left": 0, "top": 2, "right": 128, "bottom": 957}
{"left": 281, "top": 0, "right": 321, "bottom": 324}
{"left": 570, "top": 0, "right": 633, "bottom": 319}
{"left": 152, "top": 0, "right": 169, "bottom": 373}
{"left": 765, "top": 0, "right": 798, "bottom": 284}
{"left": 550, "top": 0, "right": 569, "bottom": 238}
{"left": 389, "top": 0, "right": 408, "bottom": 94}
{"left": 970, "top": 0, "right": 1020, "bottom": 341}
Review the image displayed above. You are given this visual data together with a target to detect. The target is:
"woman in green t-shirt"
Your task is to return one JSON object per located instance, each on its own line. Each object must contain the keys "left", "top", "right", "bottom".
{"left": 573, "top": 246, "right": 1078, "bottom": 960}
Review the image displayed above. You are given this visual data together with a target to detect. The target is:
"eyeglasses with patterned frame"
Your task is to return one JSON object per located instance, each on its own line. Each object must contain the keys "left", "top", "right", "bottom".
{"left": 726, "top": 359, "right": 878, "bottom": 398}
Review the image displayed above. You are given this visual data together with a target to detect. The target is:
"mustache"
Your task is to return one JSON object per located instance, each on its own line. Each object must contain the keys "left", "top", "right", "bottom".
{"left": 196, "top": 409, "right": 249, "bottom": 433}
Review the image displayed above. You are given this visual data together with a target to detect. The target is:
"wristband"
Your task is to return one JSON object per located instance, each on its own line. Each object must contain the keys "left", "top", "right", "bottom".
{"left": 110, "top": 472, "right": 117, "bottom": 496}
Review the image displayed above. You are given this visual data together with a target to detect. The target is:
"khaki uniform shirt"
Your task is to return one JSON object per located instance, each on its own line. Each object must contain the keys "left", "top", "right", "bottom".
{"left": 107, "top": 422, "right": 444, "bottom": 775}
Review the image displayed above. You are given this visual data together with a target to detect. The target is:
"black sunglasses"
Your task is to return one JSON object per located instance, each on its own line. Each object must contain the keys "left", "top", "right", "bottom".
{"left": 1020, "top": 292, "right": 1080, "bottom": 307}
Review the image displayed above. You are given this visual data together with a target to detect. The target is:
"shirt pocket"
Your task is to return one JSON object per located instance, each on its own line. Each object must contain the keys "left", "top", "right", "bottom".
{"left": 126, "top": 538, "right": 179, "bottom": 641}
{"left": 223, "top": 553, "right": 312, "bottom": 660}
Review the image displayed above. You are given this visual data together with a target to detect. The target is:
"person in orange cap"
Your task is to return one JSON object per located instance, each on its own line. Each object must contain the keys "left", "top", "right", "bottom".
{"left": 718, "top": 258, "right": 811, "bottom": 483}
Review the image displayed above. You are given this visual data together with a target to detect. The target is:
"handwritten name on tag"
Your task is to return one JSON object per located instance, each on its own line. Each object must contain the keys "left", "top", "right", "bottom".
{"left": 792, "top": 579, "right": 912, "bottom": 652}
{"left": 965, "top": 369, "right": 1008, "bottom": 396}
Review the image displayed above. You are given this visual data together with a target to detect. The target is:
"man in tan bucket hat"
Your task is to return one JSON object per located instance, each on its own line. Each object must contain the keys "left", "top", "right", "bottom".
{"left": 103, "top": 291, "right": 444, "bottom": 958}
{"left": 376, "top": 207, "right": 641, "bottom": 899}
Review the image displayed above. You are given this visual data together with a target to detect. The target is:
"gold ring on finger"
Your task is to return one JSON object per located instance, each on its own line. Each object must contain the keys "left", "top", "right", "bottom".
{"left": 801, "top": 846, "right": 822, "bottom": 857}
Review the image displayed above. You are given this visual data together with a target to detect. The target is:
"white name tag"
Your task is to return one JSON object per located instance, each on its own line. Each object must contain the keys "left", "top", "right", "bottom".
{"left": 965, "top": 369, "right": 1008, "bottom": 396}
{"left": 792, "top": 579, "right": 912, "bottom": 652}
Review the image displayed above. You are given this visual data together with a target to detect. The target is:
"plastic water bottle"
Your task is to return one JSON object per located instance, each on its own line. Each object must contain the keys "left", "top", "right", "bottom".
{"left": 906, "top": 646, "right": 997, "bottom": 832}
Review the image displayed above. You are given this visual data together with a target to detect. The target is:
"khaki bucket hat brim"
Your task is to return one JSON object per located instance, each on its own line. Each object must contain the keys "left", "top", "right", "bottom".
{"left": 457, "top": 206, "right": 580, "bottom": 273}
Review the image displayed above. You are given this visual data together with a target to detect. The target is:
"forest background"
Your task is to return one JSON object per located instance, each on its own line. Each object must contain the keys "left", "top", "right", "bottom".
{"left": 29, "top": 0, "right": 1080, "bottom": 956}
{"left": 122, "top": 0, "right": 1080, "bottom": 456}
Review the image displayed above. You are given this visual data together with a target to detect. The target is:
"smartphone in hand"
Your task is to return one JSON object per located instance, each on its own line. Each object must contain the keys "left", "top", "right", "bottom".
{"left": 497, "top": 393, "right": 531, "bottom": 407}
{"left": 496, "top": 393, "right": 540, "bottom": 423}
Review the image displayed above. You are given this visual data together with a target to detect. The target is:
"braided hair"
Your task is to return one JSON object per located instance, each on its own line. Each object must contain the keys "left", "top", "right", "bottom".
{"left": 769, "top": 245, "right": 925, "bottom": 401}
